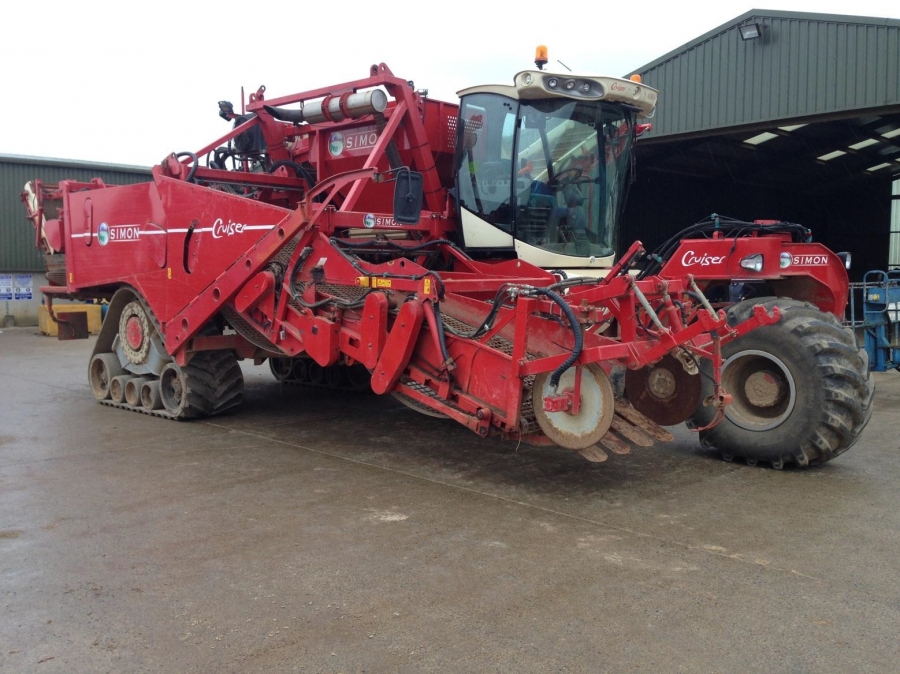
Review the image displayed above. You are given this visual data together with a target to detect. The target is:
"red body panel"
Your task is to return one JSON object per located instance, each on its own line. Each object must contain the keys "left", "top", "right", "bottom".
{"left": 659, "top": 235, "right": 849, "bottom": 316}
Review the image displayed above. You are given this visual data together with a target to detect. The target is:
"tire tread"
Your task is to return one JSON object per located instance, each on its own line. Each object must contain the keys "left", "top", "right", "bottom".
{"left": 691, "top": 297, "right": 873, "bottom": 467}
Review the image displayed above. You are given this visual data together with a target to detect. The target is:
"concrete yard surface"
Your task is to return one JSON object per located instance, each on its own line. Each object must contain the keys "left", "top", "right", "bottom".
{"left": 1, "top": 327, "right": 898, "bottom": 673}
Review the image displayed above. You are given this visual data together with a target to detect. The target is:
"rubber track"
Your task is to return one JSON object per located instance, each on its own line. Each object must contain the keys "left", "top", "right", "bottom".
{"left": 96, "top": 289, "right": 244, "bottom": 420}
{"left": 99, "top": 399, "right": 181, "bottom": 420}
{"left": 176, "top": 350, "right": 244, "bottom": 418}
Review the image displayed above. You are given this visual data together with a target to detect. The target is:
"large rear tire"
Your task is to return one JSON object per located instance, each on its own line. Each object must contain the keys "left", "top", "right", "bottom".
{"left": 688, "top": 298, "right": 874, "bottom": 468}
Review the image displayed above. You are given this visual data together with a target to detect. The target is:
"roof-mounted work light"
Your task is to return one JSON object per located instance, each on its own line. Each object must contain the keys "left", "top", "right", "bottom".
{"left": 739, "top": 23, "right": 763, "bottom": 41}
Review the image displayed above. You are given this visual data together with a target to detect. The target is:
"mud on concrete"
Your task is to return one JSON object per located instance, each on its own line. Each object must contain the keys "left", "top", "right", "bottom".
{"left": 1, "top": 327, "right": 899, "bottom": 673}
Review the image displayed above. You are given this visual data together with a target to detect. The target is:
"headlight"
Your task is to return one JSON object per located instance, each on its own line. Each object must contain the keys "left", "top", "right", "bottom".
{"left": 837, "top": 251, "right": 851, "bottom": 270}
{"left": 779, "top": 252, "right": 792, "bottom": 269}
{"left": 740, "top": 254, "right": 764, "bottom": 272}
{"left": 565, "top": 79, "right": 576, "bottom": 90}
{"left": 546, "top": 77, "right": 559, "bottom": 89}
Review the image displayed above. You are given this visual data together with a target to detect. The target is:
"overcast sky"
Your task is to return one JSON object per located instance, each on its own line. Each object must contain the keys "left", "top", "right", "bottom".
{"left": 2, "top": 0, "right": 898, "bottom": 166}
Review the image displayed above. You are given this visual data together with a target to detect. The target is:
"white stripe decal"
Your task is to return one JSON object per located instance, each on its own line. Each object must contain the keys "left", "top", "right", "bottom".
{"left": 70, "top": 225, "right": 276, "bottom": 237}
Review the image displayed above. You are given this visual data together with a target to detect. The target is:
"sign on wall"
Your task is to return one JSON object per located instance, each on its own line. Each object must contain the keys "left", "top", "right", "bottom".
{"left": 0, "top": 274, "right": 12, "bottom": 301}
{"left": 14, "top": 274, "right": 33, "bottom": 301}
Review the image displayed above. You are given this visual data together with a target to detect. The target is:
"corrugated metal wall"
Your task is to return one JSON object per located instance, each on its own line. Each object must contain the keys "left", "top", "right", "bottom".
{"left": 639, "top": 12, "right": 900, "bottom": 138}
{"left": 1, "top": 155, "right": 150, "bottom": 271}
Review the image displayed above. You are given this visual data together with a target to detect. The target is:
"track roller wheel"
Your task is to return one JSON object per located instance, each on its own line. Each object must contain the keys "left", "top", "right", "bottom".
{"left": 689, "top": 297, "right": 874, "bottom": 468}
{"left": 307, "top": 362, "right": 325, "bottom": 386}
{"left": 124, "top": 376, "right": 150, "bottom": 407}
{"left": 346, "top": 364, "right": 372, "bottom": 391}
{"left": 532, "top": 364, "right": 615, "bottom": 450}
{"left": 140, "top": 380, "right": 163, "bottom": 410}
{"left": 109, "top": 375, "right": 134, "bottom": 404}
{"left": 89, "top": 353, "right": 124, "bottom": 401}
{"left": 269, "top": 357, "right": 294, "bottom": 382}
{"left": 325, "top": 365, "right": 345, "bottom": 388}
{"left": 291, "top": 358, "right": 309, "bottom": 382}
{"left": 159, "top": 350, "right": 244, "bottom": 419}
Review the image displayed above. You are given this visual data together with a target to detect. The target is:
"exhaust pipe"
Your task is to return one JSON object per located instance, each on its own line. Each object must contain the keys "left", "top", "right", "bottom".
{"left": 264, "top": 89, "right": 388, "bottom": 125}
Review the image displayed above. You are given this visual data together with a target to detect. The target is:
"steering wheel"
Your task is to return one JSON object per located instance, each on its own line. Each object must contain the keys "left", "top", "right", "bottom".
{"left": 549, "top": 167, "right": 583, "bottom": 187}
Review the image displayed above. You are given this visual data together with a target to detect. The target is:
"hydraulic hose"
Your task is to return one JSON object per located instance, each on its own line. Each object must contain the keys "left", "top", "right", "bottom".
{"left": 174, "top": 152, "right": 199, "bottom": 183}
{"left": 637, "top": 214, "right": 811, "bottom": 280}
{"left": 440, "top": 285, "right": 515, "bottom": 340}
{"left": 431, "top": 301, "right": 452, "bottom": 366}
{"left": 336, "top": 237, "right": 462, "bottom": 254}
{"left": 268, "top": 160, "right": 316, "bottom": 188}
{"left": 525, "top": 287, "right": 583, "bottom": 391}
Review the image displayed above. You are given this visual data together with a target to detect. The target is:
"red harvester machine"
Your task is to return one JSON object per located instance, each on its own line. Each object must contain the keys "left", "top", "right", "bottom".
{"left": 23, "top": 57, "right": 873, "bottom": 468}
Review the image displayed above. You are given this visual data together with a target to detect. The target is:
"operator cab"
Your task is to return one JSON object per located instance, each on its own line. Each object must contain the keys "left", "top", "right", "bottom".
{"left": 454, "top": 70, "right": 658, "bottom": 273}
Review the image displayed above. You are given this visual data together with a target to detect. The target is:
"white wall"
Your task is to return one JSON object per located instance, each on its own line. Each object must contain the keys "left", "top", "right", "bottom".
{"left": 0, "top": 272, "right": 89, "bottom": 327}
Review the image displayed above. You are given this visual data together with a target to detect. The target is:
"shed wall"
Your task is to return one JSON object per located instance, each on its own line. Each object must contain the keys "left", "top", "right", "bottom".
{"left": 639, "top": 14, "right": 900, "bottom": 138}
{"left": 621, "top": 174, "right": 892, "bottom": 279}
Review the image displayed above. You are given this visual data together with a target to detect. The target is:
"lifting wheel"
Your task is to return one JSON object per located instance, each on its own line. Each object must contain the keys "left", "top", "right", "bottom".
{"left": 532, "top": 364, "right": 615, "bottom": 450}
{"left": 625, "top": 354, "right": 701, "bottom": 426}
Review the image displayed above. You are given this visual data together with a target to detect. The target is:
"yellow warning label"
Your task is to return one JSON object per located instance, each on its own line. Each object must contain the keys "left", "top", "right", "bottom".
{"left": 424, "top": 278, "right": 431, "bottom": 294}
{"left": 356, "top": 276, "right": 392, "bottom": 289}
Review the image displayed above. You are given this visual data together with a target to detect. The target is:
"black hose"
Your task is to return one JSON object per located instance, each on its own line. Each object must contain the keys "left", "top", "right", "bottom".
{"left": 526, "top": 287, "right": 583, "bottom": 390}
{"left": 268, "top": 160, "right": 316, "bottom": 188}
{"left": 174, "top": 152, "right": 199, "bottom": 183}
{"left": 336, "top": 237, "right": 462, "bottom": 254}
{"left": 431, "top": 301, "right": 452, "bottom": 365}
{"left": 287, "top": 247, "right": 314, "bottom": 301}
{"left": 441, "top": 285, "right": 514, "bottom": 339}
{"left": 548, "top": 276, "right": 601, "bottom": 291}
{"left": 636, "top": 214, "right": 811, "bottom": 279}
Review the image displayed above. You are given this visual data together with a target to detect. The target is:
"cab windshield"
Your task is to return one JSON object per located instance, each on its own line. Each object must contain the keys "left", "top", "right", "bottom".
{"left": 456, "top": 94, "right": 635, "bottom": 258}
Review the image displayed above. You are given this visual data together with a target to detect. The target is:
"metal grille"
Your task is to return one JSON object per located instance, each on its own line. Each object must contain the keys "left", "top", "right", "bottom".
{"left": 293, "top": 282, "right": 371, "bottom": 303}
{"left": 394, "top": 380, "right": 450, "bottom": 418}
{"left": 221, "top": 305, "right": 280, "bottom": 353}
{"left": 446, "top": 116, "right": 457, "bottom": 149}
{"left": 519, "top": 377, "right": 539, "bottom": 434}
{"left": 271, "top": 237, "right": 300, "bottom": 267}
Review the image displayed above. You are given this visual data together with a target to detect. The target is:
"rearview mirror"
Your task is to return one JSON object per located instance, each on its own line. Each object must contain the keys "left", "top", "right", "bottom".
{"left": 393, "top": 170, "right": 423, "bottom": 225}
